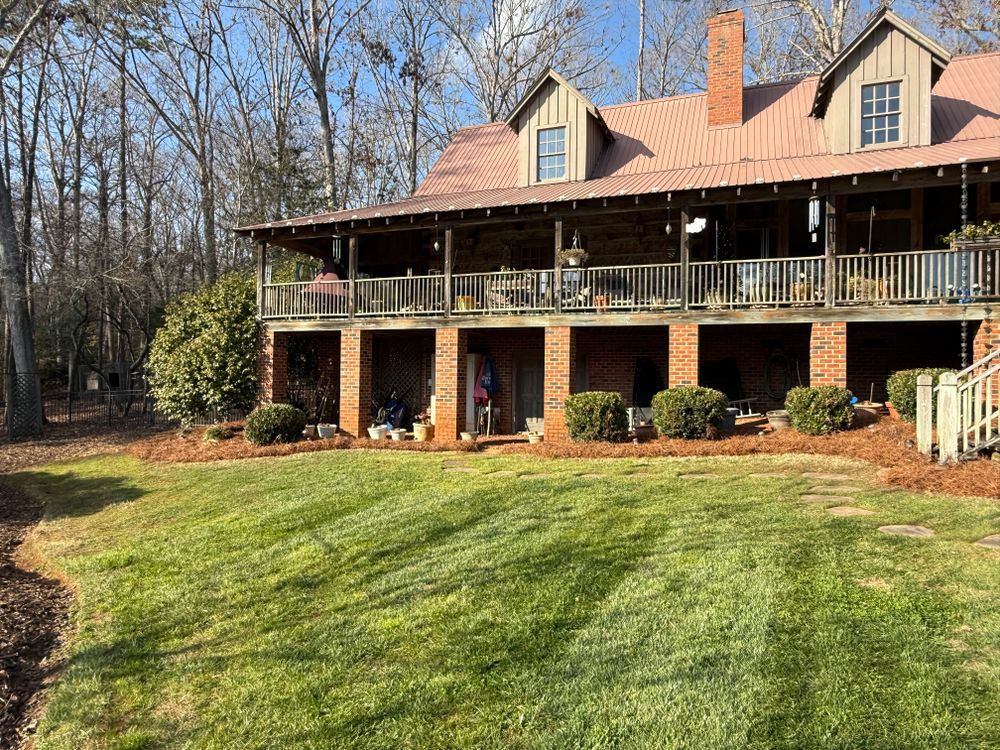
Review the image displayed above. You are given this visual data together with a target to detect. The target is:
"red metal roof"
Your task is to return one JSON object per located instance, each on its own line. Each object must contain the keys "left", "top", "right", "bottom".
{"left": 238, "top": 53, "right": 1000, "bottom": 234}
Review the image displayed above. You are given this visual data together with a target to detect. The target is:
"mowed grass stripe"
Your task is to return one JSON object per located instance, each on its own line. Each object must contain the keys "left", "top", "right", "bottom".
{"left": 11, "top": 452, "right": 1000, "bottom": 750}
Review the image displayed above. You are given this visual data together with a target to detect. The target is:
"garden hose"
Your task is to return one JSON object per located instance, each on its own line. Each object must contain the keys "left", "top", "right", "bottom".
{"left": 764, "top": 350, "right": 793, "bottom": 401}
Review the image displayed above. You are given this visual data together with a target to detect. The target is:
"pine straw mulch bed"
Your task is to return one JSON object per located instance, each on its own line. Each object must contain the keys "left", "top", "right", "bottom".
{"left": 0, "top": 483, "right": 70, "bottom": 750}
{"left": 128, "top": 420, "right": 1000, "bottom": 501}
{"left": 0, "top": 422, "right": 166, "bottom": 475}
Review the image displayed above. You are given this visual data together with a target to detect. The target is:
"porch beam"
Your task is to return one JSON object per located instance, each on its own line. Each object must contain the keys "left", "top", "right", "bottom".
{"left": 824, "top": 194, "right": 836, "bottom": 308}
{"left": 553, "top": 217, "right": 563, "bottom": 314}
{"left": 348, "top": 234, "right": 358, "bottom": 320}
{"left": 679, "top": 207, "right": 690, "bottom": 311}
{"left": 443, "top": 226, "right": 453, "bottom": 317}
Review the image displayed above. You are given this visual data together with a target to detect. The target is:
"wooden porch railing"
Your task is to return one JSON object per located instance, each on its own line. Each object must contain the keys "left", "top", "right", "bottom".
{"left": 688, "top": 256, "right": 825, "bottom": 308}
{"left": 451, "top": 270, "right": 555, "bottom": 314}
{"left": 355, "top": 275, "right": 446, "bottom": 317}
{"left": 261, "top": 280, "right": 349, "bottom": 319}
{"left": 260, "top": 247, "right": 1000, "bottom": 321}
{"left": 561, "top": 263, "right": 682, "bottom": 311}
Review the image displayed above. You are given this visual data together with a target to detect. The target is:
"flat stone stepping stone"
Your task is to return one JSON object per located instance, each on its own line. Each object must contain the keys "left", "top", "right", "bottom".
{"left": 444, "top": 467, "right": 476, "bottom": 473}
{"left": 974, "top": 534, "right": 1000, "bottom": 549}
{"left": 879, "top": 525, "right": 934, "bottom": 538}
{"left": 810, "top": 485, "right": 864, "bottom": 494}
{"left": 678, "top": 473, "right": 721, "bottom": 480}
{"left": 827, "top": 506, "right": 875, "bottom": 517}
{"left": 800, "top": 494, "right": 855, "bottom": 503}
{"left": 749, "top": 472, "right": 789, "bottom": 478}
{"left": 802, "top": 472, "right": 855, "bottom": 481}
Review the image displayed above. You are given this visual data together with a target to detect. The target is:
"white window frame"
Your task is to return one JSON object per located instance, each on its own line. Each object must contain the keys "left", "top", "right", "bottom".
{"left": 859, "top": 79, "right": 904, "bottom": 150}
{"left": 536, "top": 124, "right": 568, "bottom": 183}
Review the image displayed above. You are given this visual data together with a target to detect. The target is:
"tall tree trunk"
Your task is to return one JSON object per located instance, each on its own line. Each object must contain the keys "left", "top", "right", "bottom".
{"left": 636, "top": 0, "right": 645, "bottom": 101}
{"left": 0, "top": 170, "right": 42, "bottom": 433}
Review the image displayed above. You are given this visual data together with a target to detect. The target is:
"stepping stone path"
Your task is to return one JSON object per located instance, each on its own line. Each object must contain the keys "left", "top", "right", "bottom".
{"left": 802, "top": 472, "right": 854, "bottom": 481}
{"left": 809, "top": 485, "right": 864, "bottom": 495}
{"left": 975, "top": 534, "right": 1000, "bottom": 549}
{"left": 878, "top": 525, "right": 935, "bottom": 538}
{"left": 827, "top": 506, "right": 875, "bottom": 517}
{"left": 750, "top": 472, "right": 788, "bottom": 478}
{"left": 678, "top": 473, "right": 721, "bottom": 480}
{"left": 444, "top": 467, "right": 477, "bottom": 473}
{"left": 800, "top": 494, "right": 856, "bottom": 503}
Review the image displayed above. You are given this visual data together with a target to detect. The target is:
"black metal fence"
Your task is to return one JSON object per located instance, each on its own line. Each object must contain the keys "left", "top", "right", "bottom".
{"left": 1, "top": 389, "right": 247, "bottom": 438}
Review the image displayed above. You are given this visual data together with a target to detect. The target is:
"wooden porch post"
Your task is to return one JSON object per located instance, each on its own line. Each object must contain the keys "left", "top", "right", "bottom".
{"left": 679, "top": 207, "right": 690, "bottom": 311}
{"left": 553, "top": 217, "right": 563, "bottom": 314}
{"left": 348, "top": 234, "right": 358, "bottom": 320}
{"left": 824, "top": 194, "right": 836, "bottom": 307}
{"left": 444, "top": 226, "right": 453, "bottom": 317}
{"left": 255, "top": 240, "right": 266, "bottom": 319}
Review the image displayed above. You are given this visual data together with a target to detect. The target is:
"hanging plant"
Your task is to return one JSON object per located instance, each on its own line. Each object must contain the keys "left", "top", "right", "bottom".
{"left": 558, "top": 230, "right": 589, "bottom": 267}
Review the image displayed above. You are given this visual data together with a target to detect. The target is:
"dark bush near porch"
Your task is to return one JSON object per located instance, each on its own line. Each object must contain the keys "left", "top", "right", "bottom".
{"left": 244, "top": 404, "right": 307, "bottom": 446}
{"left": 886, "top": 368, "right": 953, "bottom": 423}
{"left": 784, "top": 386, "right": 854, "bottom": 435}
{"left": 651, "top": 387, "right": 729, "bottom": 439}
{"left": 563, "top": 392, "right": 629, "bottom": 442}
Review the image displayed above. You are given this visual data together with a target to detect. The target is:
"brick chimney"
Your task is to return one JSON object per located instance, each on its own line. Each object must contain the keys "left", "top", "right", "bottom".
{"left": 706, "top": 9, "right": 745, "bottom": 128}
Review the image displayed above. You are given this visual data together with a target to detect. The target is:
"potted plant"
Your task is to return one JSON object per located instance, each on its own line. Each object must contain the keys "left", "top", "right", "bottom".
{"left": 632, "top": 423, "right": 656, "bottom": 443}
{"left": 317, "top": 423, "right": 338, "bottom": 438}
{"left": 412, "top": 410, "right": 435, "bottom": 442}
{"left": 527, "top": 431, "right": 544, "bottom": 444}
{"left": 390, "top": 427, "right": 407, "bottom": 441}
{"left": 460, "top": 430, "right": 478, "bottom": 442}
{"left": 304, "top": 424, "right": 317, "bottom": 438}
{"left": 766, "top": 410, "right": 791, "bottom": 431}
{"left": 368, "top": 422, "right": 388, "bottom": 440}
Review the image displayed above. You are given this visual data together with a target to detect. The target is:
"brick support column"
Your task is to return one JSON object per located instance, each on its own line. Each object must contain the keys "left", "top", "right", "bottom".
{"left": 973, "top": 319, "right": 1000, "bottom": 405}
{"left": 810, "top": 321, "right": 847, "bottom": 387}
{"left": 340, "top": 329, "right": 373, "bottom": 437}
{"left": 668, "top": 324, "right": 699, "bottom": 387}
{"left": 434, "top": 328, "right": 467, "bottom": 441}
{"left": 257, "top": 329, "right": 288, "bottom": 405}
{"left": 544, "top": 326, "right": 576, "bottom": 441}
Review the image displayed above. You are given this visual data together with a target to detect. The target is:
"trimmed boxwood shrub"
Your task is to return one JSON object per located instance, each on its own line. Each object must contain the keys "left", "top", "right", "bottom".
{"left": 563, "top": 391, "right": 629, "bottom": 442}
{"left": 651, "top": 386, "right": 729, "bottom": 439}
{"left": 784, "top": 385, "right": 854, "bottom": 435}
{"left": 886, "top": 368, "right": 953, "bottom": 423}
{"left": 244, "top": 404, "right": 307, "bottom": 446}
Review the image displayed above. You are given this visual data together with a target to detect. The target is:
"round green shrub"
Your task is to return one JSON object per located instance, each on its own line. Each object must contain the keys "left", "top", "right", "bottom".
{"left": 244, "top": 404, "right": 307, "bottom": 446}
{"left": 563, "top": 391, "right": 629, "bottom": 442}
{"left": 651, "top": 386, "right": 729, "bottom": 439}
{"left": 885, "top": 368, "right": 953, "bottom": 423}
{"left": 784, "top": 386, "right": 854, "bottom": 435}
{"left": 203, "top": 425, "right": 234, "bottom": 442}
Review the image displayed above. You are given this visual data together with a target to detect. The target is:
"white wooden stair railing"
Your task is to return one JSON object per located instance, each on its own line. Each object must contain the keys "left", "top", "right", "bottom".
{"left": 919, "top": 349, "right": 1000, "bottom": 462}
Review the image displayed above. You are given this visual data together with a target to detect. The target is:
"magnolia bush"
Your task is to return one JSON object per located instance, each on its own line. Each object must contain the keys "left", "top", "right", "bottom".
{"left": 148, "top": 273, "right": 259, "bottom": 426}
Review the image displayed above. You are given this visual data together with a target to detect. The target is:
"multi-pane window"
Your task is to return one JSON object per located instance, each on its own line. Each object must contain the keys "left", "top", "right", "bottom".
{"left": 861, "top": 81, "right": 901, "bottom": 146}
{"left": 537, "top": 126, "right": 566, "bottom": 181}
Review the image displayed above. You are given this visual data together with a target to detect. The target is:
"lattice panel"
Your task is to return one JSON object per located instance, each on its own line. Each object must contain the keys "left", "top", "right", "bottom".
{"left": 6, "top": 373, "right": 43, "bottom": 438}
{"left": 373, "top": 340, "right": 430, "bottom": 419}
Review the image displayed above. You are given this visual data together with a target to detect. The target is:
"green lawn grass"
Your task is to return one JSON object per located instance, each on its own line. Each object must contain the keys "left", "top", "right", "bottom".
{"left": 13, "top": 451, "right": 1000, "bottom": 750}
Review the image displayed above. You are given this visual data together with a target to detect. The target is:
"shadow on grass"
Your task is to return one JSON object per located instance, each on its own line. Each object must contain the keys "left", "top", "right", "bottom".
{"left": 10, "top": 470, "right": 147, "bottom": 519}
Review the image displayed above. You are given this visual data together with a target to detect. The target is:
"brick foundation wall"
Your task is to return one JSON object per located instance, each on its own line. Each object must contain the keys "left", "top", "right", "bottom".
{"left": 434, "top": 328, "right": 468, "bottom": 440}
{"left": 544, "top": 326, "right": 576, "bottom": 441}
{"left": 668, "top": 324, "right": 699, "bottom": 387}
{"left": 576, "top": 326, "right": 668, "bottom": 405}
{"left": 706, "top": 10, "right": 744, "bottom": 128}
{"left": 700, "top": 324, "right": 810, "bottom": 409}
{"left": 810, "top": 321, "right": 847, "bottom": 387}
{"left": 847, "top": 322, "right": 964, "bottom": 401}
{"left": 340, "top": 330, "right": 373, "bottom": 437}
{"left": 257, "top": 328, "right": 288, "bottom": 404}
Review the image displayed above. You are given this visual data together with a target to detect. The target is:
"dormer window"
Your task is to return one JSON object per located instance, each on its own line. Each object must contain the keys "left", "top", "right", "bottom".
{"left": 861, "top": 81, "right": 901, "bottom": 146}
{"left": 537, "top": 126, "right": 567, "bottom": 181}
